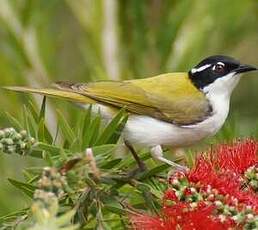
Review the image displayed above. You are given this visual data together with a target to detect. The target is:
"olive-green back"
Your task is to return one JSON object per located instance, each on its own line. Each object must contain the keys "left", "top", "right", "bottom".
{"left": 56, "top": 73, "right": 211, "bottom": 125}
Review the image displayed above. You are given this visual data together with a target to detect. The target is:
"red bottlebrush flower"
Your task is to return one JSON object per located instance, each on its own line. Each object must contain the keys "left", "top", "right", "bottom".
{"left": 215, "top": 139, "right": 258, "bottom": 174}
{"left": 131, "top": 139, "right": 258, "bottom": 230}
{"left": 188, "top": 155, "right": 216, "bottom": 184}
{"left": 176, "top": 205, "right": 233, "bottom": 230}
{"left": 184, "top": 187, "right": 193, "bottom": 196}
{"left": 187, "top": 139, "right": 258, "bottom": 210}
{"left": 130, "top": 214, "right": 177, "bottom": 230}
{"left": 163, "top": 189, "right": 178, "bottom": 202}
{"left": 188, "top": 139, "right": 258, "bottom": 183}
{"left": 132, "top": 203, "right": 233, "bottom": 230}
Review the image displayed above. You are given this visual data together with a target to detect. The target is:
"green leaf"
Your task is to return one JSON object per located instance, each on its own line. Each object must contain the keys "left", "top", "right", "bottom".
{"left": 136, "top": 183, "right": 159, "bottom": 213}
{"left": 85, "top": 177, "right": 97, "bottom": 187}
{"left": 100, "top": 159, "right": 122, "bottom": 169}
{"left": 140, "top": 164, "right": 170, "bottom": 180}
{"left": 37, "top": 118, "right": 45, "bottom": 142}
{"left": 23, "top": 171, "right": 40, "bottom": 184}
{"left": 118, "top": 151, "right": 150, "bottom": 169}
{"left": 0, "top": 209, "right": 28, "bottom": 224}
{"left": 104, "top": 205, "right": 126, "bottom": 215}
{"left": 57, "top": 110, "right": 76, "bottom": 145}
{"left": 91, "top": 144, "right": 117, "bottom": 156}
{"left": 55, "top": 209, "right": 77, "bottom": 227}
{"left": 96, "top": 109, "right": 128, "bottom": 145}
{"left": 108, "top": 113, "right": 128, "bottom": 144}
{"left": 34, "top": 142, "right": 65, "bottom": 156}
{"left": 23, "top": 167, "right": 42, "bottom": 177}
{"left": 27, "top": 100, "right": 39, "bottom": 122}
{"left": 42, "top": 151, "right": 54, "bottom": 165}
{"left": 81, "top": 106, "right": 92, "bottom": 148}
{"left": 96, "top": 207, "right": 112, "bottom": 230}
{"left": 4, "top": 112, "right": 23, "bottom": 130}
{"left": 37, "top": 97, "right": 53, "bottom": 144}
{"left": 8, "top": 178, "right": 36, "bottom": 198}
{"left": 29, "top": 150, "right": 44, "bottom": 158}
{"left": 22, "top": 105, "right": 38, "bottom": 138}
{"left": 74, "top": 113, "right": 85, "bottom": 149}
{"left": 38, "top": 120, "right": 53, "bottom": 144}
{"left": 86, "top": 115, "right": 101, "bottom": 147}
{"left": 39, "top": 96, "right": 47, "bottom": 122}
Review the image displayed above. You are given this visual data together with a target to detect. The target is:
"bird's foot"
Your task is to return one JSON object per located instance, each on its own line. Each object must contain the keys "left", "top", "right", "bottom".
{"left": 150, "top": 145, "right": 189, "bottom": 172}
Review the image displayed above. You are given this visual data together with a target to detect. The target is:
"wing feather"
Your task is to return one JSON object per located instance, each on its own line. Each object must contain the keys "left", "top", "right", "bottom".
{"left": 55, "top": 73, "right": 211, "bottom": 125}
{"left": 5, "top": 73, "right": 211, "bottom": 125}
{"left": 3, "top": 86, "right": 95, "bottom": 104}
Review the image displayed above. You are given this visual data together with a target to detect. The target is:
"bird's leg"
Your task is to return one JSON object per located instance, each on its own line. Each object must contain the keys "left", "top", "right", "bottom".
{"left": 124, "top": 140, "right": 146, "bottom": 171}
{"left": 150, "top": 145, "right": 188, "bottom": 171}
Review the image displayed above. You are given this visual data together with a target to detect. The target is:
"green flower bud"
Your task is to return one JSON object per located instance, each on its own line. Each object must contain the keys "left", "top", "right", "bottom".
{"left": 7, "top": 145, "right": 16, "bottom": 153}
{"left": 250, "top": 180, "right": 258, "bottom": 188}
{"left": 0, "top": 130, "right": 4, "bottom": 138}
{"left": 247, "top": 213, "right": 254, "bottom": 220}
{"left": 9, "top": 128, "right": 15, "bottom": 132}
{"left": 5, "top": 138, "right": 14, "bottom": 145}
{"left": 232, "top": 213, "right": 244, "bottom": 223}
{"left": 214, "top": 200, "right": 223, "bottom": 207}
{"left": 223, "top": 205, "right": 231, "bottom": 215}
{"left": 29, "top": 137, "right": 36, "bottom": 144}
{"left": 20, "top": 130, "right": 27, "bottom": 138}
{"left": 175, "top": 190, "right": 183, "bottom": 198}
{"left": 3, "top": 128, "right": 12, "bottom": 137}
{"left": 13, "top": 133, "right": 22, "bottom": 141}
{"left": 0, "top": 128, "right": 37, "bottom": 155}
{"left": 191, "top": 202, "right": 198, "bottom": 208}
{"left": 19, "top": 142, "right": 26, "bottom": 149}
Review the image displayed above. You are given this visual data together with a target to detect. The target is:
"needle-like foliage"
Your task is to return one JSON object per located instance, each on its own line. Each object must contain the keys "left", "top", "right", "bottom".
{"left": 0, "top": 99, "right": 171, "bottom": 229}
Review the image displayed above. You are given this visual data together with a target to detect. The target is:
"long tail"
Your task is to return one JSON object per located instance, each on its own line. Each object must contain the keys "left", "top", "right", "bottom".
{"left": 3, "top": 86, "right": 95, "bottom": 104}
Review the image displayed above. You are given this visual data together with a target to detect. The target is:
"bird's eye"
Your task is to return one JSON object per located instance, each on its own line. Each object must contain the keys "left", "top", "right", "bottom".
{"left": 212, "top": 62, "right": 225, "bottom": 74}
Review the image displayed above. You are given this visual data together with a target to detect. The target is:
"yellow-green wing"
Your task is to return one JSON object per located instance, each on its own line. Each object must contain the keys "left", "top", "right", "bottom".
{"left": 4, "top": 86, "right": 95, "bottom": 104}
{"left": 56, "top": 73, "right": 211, "bottom": 125}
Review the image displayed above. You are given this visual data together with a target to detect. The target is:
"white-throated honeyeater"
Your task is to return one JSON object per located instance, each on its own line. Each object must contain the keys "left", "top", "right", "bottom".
{"left": 4, "top": 55, "right": 257, "bottom": 170}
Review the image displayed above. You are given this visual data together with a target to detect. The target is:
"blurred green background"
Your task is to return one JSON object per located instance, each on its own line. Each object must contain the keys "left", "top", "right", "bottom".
{"left": 0, "top": 0, "right": 258, "bottom": 216}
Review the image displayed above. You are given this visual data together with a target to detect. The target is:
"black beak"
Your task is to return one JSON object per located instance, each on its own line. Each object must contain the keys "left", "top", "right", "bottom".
{"left": 235, "top": 64, "right": 258, "bottom": 74}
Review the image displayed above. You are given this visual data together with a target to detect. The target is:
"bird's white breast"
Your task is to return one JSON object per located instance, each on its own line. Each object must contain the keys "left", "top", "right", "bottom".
{"left": 123, "top": 95, "right": 229, "bottom": 147}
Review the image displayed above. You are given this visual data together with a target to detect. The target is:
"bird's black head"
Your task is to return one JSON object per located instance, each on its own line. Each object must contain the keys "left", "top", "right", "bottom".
{"left": 189, "top": 55, "right": 257, "bottom": 90}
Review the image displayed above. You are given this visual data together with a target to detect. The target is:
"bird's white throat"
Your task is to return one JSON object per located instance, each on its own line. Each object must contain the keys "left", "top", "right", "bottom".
{"left": 202, "top": 72, "right": 241, "bottom": 97}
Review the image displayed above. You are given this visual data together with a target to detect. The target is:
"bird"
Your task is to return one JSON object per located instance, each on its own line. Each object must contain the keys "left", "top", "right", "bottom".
{"left": 4, "top": 55, "right": 257, "bottom": 171}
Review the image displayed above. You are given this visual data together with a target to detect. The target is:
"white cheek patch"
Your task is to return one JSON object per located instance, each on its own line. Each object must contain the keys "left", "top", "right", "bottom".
{"left": 191, "top": 64, "right": 211, "bottom": 74}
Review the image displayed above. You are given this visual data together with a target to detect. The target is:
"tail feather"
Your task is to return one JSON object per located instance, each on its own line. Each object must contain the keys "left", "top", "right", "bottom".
{"left": 3, "top": 86, "right": 95, "bottom": 104}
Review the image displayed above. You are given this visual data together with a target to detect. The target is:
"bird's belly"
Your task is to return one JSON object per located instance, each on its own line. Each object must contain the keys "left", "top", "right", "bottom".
{"left": 123, "top": 108, "right": 229, "bottom": 148}
{"left": 81, "top": 101, "right": 229, "bottom": 148}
